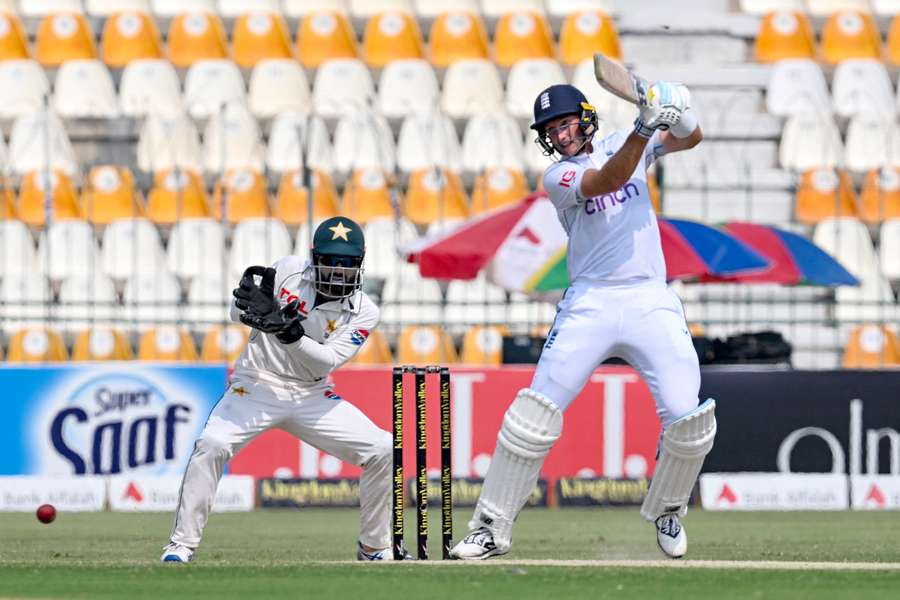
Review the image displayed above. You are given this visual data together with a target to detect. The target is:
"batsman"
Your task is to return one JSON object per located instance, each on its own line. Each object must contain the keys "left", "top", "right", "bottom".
{"left": 161, "top": 217, "right": 410, "bottom": 562}
{"left": 451, "top": 73, "right": 716, "bottom": 560}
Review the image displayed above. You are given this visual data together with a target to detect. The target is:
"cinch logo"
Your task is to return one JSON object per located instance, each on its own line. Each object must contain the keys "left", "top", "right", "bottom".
{"left": 48, "top": 375, "right": 193, "bottom": 475}
{"left": 584, "top": 182, "right": 640, "bottom": 215}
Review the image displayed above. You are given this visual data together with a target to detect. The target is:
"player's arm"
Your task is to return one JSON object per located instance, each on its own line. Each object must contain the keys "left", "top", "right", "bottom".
{"left": 284, "top": 303, "right": 380, "bottom": 377}
{"left": 659, "top": 107, "right": 702, "bottom": 154}
{"left": 580, "top": 132, "right": 651, "bottom": 197}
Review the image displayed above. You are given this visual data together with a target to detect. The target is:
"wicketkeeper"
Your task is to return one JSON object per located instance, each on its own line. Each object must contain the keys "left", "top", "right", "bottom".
{"left": 161, "top": 216, "right": 410, "bottom": 562}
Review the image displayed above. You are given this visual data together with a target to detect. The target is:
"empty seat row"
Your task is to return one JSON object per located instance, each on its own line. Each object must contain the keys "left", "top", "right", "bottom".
{"left": 0, "top": 8, "right": 620, "bottom": 69}
{"left": 742, "top": 1, "right": 900, "bottom": 18}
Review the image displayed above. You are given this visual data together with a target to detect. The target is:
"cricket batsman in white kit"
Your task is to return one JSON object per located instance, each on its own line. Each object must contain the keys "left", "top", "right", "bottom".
{"left": 450, "top": 83, "right": 716, "bottom": 560}
{"left": 161, "top": 216, "right": 410, "bottom": 562}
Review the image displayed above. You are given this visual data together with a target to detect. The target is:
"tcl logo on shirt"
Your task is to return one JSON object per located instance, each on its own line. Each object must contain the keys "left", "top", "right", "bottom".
{"left": 558, "top": 170, "right": 577, "bottom": 188}
{"left": 279, "top": 287, "right": 309, "bottom": 315}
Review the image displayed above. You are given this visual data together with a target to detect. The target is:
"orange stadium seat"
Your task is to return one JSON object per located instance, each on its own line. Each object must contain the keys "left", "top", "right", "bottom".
{"left": 36, "top": 12, "right": 97, "bottom": 66}
{"left": 0, "top": 185, "right": 17, "bottom": 220}
{"left": 428, "top": 11, "right": 489, "bottom": 68}
{"left": 460, "top": 324, "right": 508, "bottom": 365}
{"left": 81, "top": 165, "right": 145, "bottom": 225}
{"left": 71, "top": 328, "right": 134, "bottom": 361}
{"left": 201, "top": 324, "right": 249, "bottom": 362}
{"left": 396, "top": 324, "right": 458, "bottom": 364}
{"left": 146, "top": 168, "right": 210, "bottom": 224}
{"left": 138, "top": 326, "right": 200, "bottom": 361}
{"left": 405, "top": 168, "right": 469, "bottom": 225}
{"left": 493, "top": 11, "right": 554, "bottom": 68}
{"left": 167, "top": 12, "right": 228, "bottom": 68}
{"left": 7, "top": 327, "right": 68, "bottom": 362}
{"left": 859, "top": 168, "right": 900, "bottom": 224}
{"left": 211, "top": 168, "right": 271, "bottom": 223}
{"left": 820, "top": 10, "right": 881, "bottom": 65}
{"left": 341, "top": 168, "right": 396, "bottom": 225}
{"left": 0, "top": 12, "right": 29, "bottom": 60}
{"left": 887, "top": 15, "right": 900, "bottom": 66}
{"left": 350, "top": 328, "right": 393, "bottom": 364}
{"left": 232, "top": 11, "right": 292, "bottom": 68}
{"left": 296, "top": 11, "right": 358, "bottom": 69}
{"left": 272, "top": 169, "right": 340, "bottom": 226}
{"left": 101, "top": 11, "right": 163, "bottom": 68}
{"left": 559, "top": 10, "right": 621, "bottom": 66}
{"left": 754, "top": 11, "right": 816, "bottom": 63}
{"left": 843, "top": 324, "right": 900, "bottom": 368}
{"left": 363, "top": 11, "right": 424, "bottom": 68}
{"left": 795, "top": 169, "right": 859, "bottom": 225}
{"left": 471, "top": 167, "right": 528, "bottom": 214}
{"left": 18, "top": 170, "right": 82, "bottom": 227}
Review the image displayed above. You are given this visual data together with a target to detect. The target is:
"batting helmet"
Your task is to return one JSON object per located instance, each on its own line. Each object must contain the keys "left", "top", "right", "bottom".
{"left": 530, "top": 84, "right": 598, "bottom": 157}
{"left": 311, "top": 216, "right": 365, "bottom": 299}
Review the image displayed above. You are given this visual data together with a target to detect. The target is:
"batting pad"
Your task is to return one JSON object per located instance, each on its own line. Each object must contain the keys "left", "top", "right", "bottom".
{"left": 641, "top": 399, "right": 716, "bottom": 521}
{"left": 470, "top": 388, "right": 563, "bottom": 550}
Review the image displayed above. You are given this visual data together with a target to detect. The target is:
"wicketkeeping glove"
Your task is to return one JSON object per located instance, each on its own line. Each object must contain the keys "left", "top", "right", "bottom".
{"left": 233, "top": 266, "right": 276, "bottom": 315}
{"left": 239, "top": 299, "right": 306, "bottom": 344}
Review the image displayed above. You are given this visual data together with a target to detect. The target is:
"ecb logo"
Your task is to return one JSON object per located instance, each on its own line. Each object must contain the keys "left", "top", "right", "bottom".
{"left": 47, "top": 374, "right": 194, "bottom": 475}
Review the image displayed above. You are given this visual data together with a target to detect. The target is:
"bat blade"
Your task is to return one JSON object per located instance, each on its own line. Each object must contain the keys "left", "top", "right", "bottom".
{"left": 592, "top": 53, "right": 648, "bottom": 106}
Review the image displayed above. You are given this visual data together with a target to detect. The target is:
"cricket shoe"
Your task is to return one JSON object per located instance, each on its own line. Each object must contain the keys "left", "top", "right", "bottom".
{"left": 160, "top": 542, "right": 194, "bottom": 563}
{"left": 448, "top": 527, "right": 508, "bottom": 560}
{"left": 655, "top": 513, "right": 687, "bottom": 559}
{"left": 356, "top": 541, "right": 414, "bottom": 561}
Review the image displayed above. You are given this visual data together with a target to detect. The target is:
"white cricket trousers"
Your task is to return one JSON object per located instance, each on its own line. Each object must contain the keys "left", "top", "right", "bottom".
{"left": 169, "top": 377, "right": 393, "bottom": 550}
{"left": 532, "top": 280, "right": 701, "bottom": 427}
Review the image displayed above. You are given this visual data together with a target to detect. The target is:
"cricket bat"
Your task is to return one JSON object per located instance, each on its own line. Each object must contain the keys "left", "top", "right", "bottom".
{"left": 592, "top": 53, "right": 650, "bottom": 107}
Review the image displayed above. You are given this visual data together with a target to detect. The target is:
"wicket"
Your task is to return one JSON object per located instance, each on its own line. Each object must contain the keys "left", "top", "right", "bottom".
{"left": 392, "top": 365, "right": 452, "bottom": 560}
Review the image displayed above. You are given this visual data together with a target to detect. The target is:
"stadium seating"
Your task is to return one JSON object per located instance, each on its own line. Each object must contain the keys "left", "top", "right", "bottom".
{"left": 0, "top": 60, "right": 50, "bottom": 120}
{"left": 377, "top": 59, "right": 440, "bottom": 119}
{"left": 363, "top": 10, "right": 424, "bottom": 67}
{"left": 844, "top": 116, "right": 893, "bottom": 174}
{"left": 0, "top": 13, "right": 29, "bottom": 61}
{"left": 248, "top": 59, "right": 312, "bottom": 118}
{"left": 201, "top": 324, "right": 248, "bottom": 362}
{"left": 820, "top": 11, "right": 881, "bottom": 65}
{"left": 138, "top": 326, "right": 200, "bottom": 360}
{"left": 312, "top": 58, "right": 375, "bottom": 119}
{"left": 754, "top": 11, "right": 816, "bottom": 63}
{"left": 266, "top": 112, "right": 334, "bottom": 174}
{"left": 395, "top": 324, "right": 458, "bottom": 364}
{"left": 444, "top": 276, "right": 507, "bottom": 324}
{"left": 167, "top": 12, "right": 228, "bottom": 68}
{"left": 493, "top": 11, "right": 554, "bottom": 68}
{"left": 71, "top": 328, "right": 134, "bottom": 361}
{"left": 6, "top": 327, "right": 68, "bottom": 362}
{"left": 37, "top": 219, "right": 102, "bottom": 281}
{"left": 332, "top": 111, "right": 396, "bottom": 175}
{"left": 779, "top": 115, "right": 843, "bottom": 171}
{"left": 795, "top": 169, "right": 858, "bottom": 224}
{"left": 232, "top": 11, "right": 292, "bottom": 68}
{"left": 81, "top": 165, "right": 145, "bottom": 225}
{"left": 228, "top": 217, "right": 292, "bottom": 282}
{"left": 210, "top": 168, "right": 271, "bottom": 223}
{"left": 381, "top": 264, "right": 444, "bottom": 323}
{"left": 831, "top": 60, "right": 894, "bottom": 119}
{"left": 273, "top": 170, "right": 340, "bottom": 226}
{"left": 428, "top": 11, "right": 489, "bottom": 67}
{"left": 404, "top": 168, "right": 470, "bottom": 224}
{"left": 460, "top": 111, "right": 525, "bottom": 175}
{"left": 187, "top": 272, "right": 231, "bottom": 323}
{"left": 0, "top": 220, "right": 38, "bottom": 279}
{"left": 362, "top": 216, "right": 418, "bottom": 279}
{"left": 136, "top": 112, "right": 203, "bottom": 173}
{"left": 880, "top": 218, "right": 900, "bottom": 281}
{"left": 296, "top": 11, "right": 358, "bottom": 69}
{"left": 57, "top": 271, "right": 121, "bottom": 332}
{"left": 146, "top": 168, "right": 210, "bottom": 224}
{"left": 396, "top": 113, "right": 462, "bottom": 175}
{"left": 17, "top": 170, "right": 82, "bottom": 227}
{"left": 842, "top": 324, "right": 900, "bottom": 368}
{"left": 88, "top": 1, "right": 152, "bottom": 17}
{"left": 765, "top": 59, "right": 831, "bottom": 117}
{"left": 459, "top": 324, "right": 507, "bottom": 365}
{"left": 101, "top": 217, "right": 168, "bottom": 281}
{"left": 153, "top": 1, "right": 215, "bottom": 18}
{"left": 9, "top": 111, "right": 78, "bottom": 176}
{"left": 441, "top": 59, "right": 504, "bottom": 118}
{"left": 506, "top": 58, "right": 566, "bottom": 119}
{"left": 167, "top": 217, "right": 227, "bottom": 281}
{"left": 284, "top": 1, "right": 349, "bottom": 18}
{"left": 101, "top": 11, "right": 163, "bottom": 68}
{"left": 559, "top": 10, "right": 621, "bottom": 66}
{"left": 860, "top": 169, "right": 900, "bottom": 223}
{"left": 53, "top": 59, "right": 120, "bottom": 118}
{"left": 119, "top": 59, "right": 183, "bottom": 116}
{"left": 23, "top": 1, "right": 84, "bottom": 17}
{"left": 202, "top": 104, "right": 265, "bottom": 173}
{"left": 471, "top": 167, "right": 529, "bottom": 213}
{"left": 183, "top": 59, "right": 247, "bottom": 120}
{"left": 341, "top": 168, "right": 396, "bottom": 225}
{"left": 0, "top": 276, "right": 54, "bottom": 332}
{"left": 350, "top": 328, "right": 393, "bottom": 364}
{"left": 123, "top": 270, "right": 182, "bottom": 329}
{"left": 35, "top": 12, "right": 97, "bottom": 66}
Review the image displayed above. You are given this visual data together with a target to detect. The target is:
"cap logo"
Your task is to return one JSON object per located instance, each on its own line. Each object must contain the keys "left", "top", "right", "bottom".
{"left": 540, "top": 91, "right": 551, "bottom": 110}
{"left": 329, "top": 221, "right": 352, "bottom": 241}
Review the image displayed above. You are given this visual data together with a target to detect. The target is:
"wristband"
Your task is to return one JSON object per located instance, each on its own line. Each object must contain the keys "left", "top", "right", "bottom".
{"left": 670, "top": 107, "right": 698, "bottom": 138}
{"left": 633, "top": 118, "right": 654, "bottom": 139}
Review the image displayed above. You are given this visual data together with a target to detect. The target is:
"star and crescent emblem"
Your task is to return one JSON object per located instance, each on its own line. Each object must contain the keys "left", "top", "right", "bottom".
{"left": 329, "top": 221, "right": 352, "bottom": 241}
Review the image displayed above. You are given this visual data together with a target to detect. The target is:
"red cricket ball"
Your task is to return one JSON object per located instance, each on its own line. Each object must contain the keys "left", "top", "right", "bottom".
{"left": 36, "top": 504, "right": 56, "bottom": 524}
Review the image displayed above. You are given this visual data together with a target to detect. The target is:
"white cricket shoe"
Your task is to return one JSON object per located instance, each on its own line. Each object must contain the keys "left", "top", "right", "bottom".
{"left": 356, "top": 541, "right": 413, "bottom": 561}
{"left": 655, "top": 513, "right": 687, "bottom": 559}
{"left": 448, "top": 527, "right": 508, "bottom": 560}
{"left": 160, "top": 542, "right": 194, "bottom": 563}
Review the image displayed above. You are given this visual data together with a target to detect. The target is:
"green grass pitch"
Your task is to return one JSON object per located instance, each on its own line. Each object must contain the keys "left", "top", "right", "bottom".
{"left": 1, "top": 507, "right": 899, "bottom": 599}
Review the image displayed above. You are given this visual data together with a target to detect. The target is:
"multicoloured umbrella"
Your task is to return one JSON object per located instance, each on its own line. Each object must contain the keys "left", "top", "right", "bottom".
{"left": 714, "top": 222, "right": 859, "bottom": 286}
{"left": 403, "top": 195, "right": 772, "bottom": 295}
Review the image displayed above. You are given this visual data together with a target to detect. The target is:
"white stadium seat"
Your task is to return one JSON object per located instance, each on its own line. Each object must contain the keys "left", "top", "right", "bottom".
{"left": 53, "top": 60, "right": 120, "bottom": 119}
{"left": 248, "top": 59, "right": 312, "bottom": 119}
{"left": 0, "top": 274, "right": 54, "bottom": 331}
{"left": 523, "top": 129, "right": 553, "bottom": 176}
{"left": 442, "top": 59, "right": 505, "bottom": 119}
{"left": 312, "top": 59, "right": 375, "bottom": 120}
{"left": 187, "top": 273, "right": 231, "bottom": 324}
{"left": 37, "top": 220, "right": 102, "bottom": 281}
{"left": 832, "top": 60, "right": 895, "bottom": 119}
{"left": 167, "top": 218, "right": 227, "bottom": 282}
{"left": 20, "top": 0, "right": 84, "bottom": 16}
{"left": 779, "top": 115, "right": 843, "bottom": 171}
{"left": 229, "top": 218, "right": 292, "bottom": 282}
{"left": 571, "top": 58, "right": 637, "bottom": 131}
{"left": 481, "top": 0, "right": 545, "bottom": 18}
{"left": 101, "top": 217, "right": 168, "bottom": 281}
{"left": 349, "top": 0, "right": 413, "bottom": 19}
{"left": 880, "top": 219, "right": 900, "bottom": 281}
{"left": 332, "top": 111, "right": 396, "bottom": 176}
{"left": 378, "top": 59, "right": 440, "bottom": 120}
{"left": 218, "top": 0, "right": 280, "bottom": 17}
{"left": 119, "top": 59, "right": 183, "bottom": 117}
{"left": 183, "top": 59, "right": 247, "bottom": 121}
{"left": 873, "top": 0, "right": 900, "bottom": 16}
{"left": 122, "top": 268, "right": 182, "bottom": 329}
{"left": 137, "top": 112, "right": 203, "bottom": 173}
{"left": 87, "top": 0, "right": 151, "bottom": 15}
{"left": 461, "top": 112, "right": 525, "bottom": 176}
{"left": 807, "top": 0, "right": 871, "bottom": 17}
{"left": 414, "top": 0, "right": 479, "bottom": 18}
{"left": 380, "top": 263, "right": 444, "bottom": 324}
{"left": 0, "top": 61, "right": 51, "bottom": 120}
{"left": 283, "top": 0, "right": 349, "bottom": 17}
{"left": 397, "top": 113, "right": 462, "bottom": 175}
{"left": 766, "top": 59, "right": 831, "bottom": 118}
{"left": 151, "top": 0, "right": 215, "bottom": 17}
{"left": 57, "top": 271, "right": 121, "bottom": 331}
{"left": 265, "top": 111, "right": 334, "bottom": 174}
{"left": 444, "top": 275, "right": 507, "bottom": 324}
{"left": 739, "top": 0, "right": 804, "bottom": 13}
{"left": 845, "top": 115, "right": 894, "bottom": 173}
{"left": 545, "top": 0, "right": 616, "bottom": 18}
{"left": 202, "top": 103, "right": 265, "bottom": 173}
{"left": 8, "top": 111, "right": 78, "bottom": 176}
{"left": 0, "top": 220, "right": 38, "bottom": 279}
{"left": 505, "top": 58, "right": 567, "bottom": 120}
{"left": 362, "top": 216, "right": 418, "bottom": 279}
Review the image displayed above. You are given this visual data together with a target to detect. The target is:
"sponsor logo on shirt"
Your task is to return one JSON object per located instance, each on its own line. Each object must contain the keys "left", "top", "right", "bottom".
{"left": 584, "top": 182, "right": 640, "bottom": 215}
{"left": 558, "top": 170, "right": 577, "bottom": 188}
{"left": 350, "top": 329, "right": 369, "bottom": 346}
{"left": 278, "top": 287, "right": 309, "bottom": 315}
